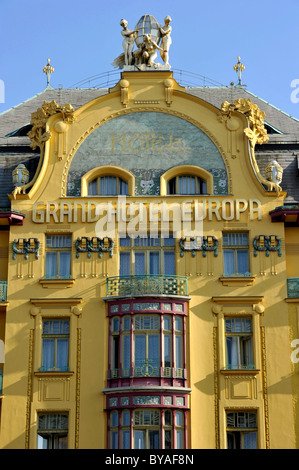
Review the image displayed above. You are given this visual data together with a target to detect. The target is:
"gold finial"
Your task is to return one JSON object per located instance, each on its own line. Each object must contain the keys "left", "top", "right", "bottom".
{"left": 43, "top": 58, "right": 54, "bottom": 87}
{"left": 233, "top": 56, "right": 245, "bottom": 86}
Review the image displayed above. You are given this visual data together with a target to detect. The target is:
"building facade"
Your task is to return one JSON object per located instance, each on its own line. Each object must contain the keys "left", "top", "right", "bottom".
{"left": 0, "top": 48, "right": 299, "bottom": 449}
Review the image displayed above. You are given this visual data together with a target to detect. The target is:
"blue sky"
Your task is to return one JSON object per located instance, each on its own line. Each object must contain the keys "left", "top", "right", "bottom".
{"left": 1, "top": 0, "right": 299, "bottom": 120}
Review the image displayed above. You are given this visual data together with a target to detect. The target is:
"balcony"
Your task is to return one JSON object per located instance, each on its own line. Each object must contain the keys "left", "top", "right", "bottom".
{"left": 106, "top": 275, "right": 188, "bottom": 298}
{"left": 287, "top": 277, "right": 299, "bottom": 298}
{"left": 0, "top": 281, "right": 7, "bottom": 302}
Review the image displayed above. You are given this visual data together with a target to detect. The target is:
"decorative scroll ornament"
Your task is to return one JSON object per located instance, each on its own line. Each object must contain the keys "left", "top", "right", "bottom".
{"left": 12, "top": 100, "right": 75, "bottom": 198}
{"left": 253, "top": 235, "right": 282, "bottom": 257}
{"left": 111, "top": 14, "right": 172, "bottom": 70}
{"left": 179, "top": 236, "right": 218, "bottom": 257}
{"left": 75, "top": 237, "right": 114, "bottom": 259}
{"left": 27, "top": 100, "right": 75, "bottom": 151}
{"left": 218, "top": 98, "right": 282, "bottom": 194}
{"left": 12, "top": 238, "right": 40, "bottom": 260}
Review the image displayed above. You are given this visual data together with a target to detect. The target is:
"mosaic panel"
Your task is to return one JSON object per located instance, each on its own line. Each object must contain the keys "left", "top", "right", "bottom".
{"left": 67, "top": 112, "right": 228, "bottom": 196}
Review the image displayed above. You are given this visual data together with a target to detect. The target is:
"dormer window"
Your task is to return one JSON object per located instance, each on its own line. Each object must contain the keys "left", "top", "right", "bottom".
{"left": 88, "top": 175, "right": 128, "bottom": 196}
{"left": 167, "top": 175, "right": 207, "bottom": 195}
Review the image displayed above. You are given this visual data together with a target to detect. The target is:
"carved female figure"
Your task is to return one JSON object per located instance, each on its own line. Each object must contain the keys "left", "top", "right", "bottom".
{"left": 120, "top": 19, "right": 137, "bottom": 65}
{"left": 159, "top": 16, "right": 172, "bottom": 65}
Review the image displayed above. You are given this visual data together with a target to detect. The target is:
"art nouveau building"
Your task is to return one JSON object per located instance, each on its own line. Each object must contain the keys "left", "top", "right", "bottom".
{"left": 0, "top": 55, "right": 299, "bottom": 449}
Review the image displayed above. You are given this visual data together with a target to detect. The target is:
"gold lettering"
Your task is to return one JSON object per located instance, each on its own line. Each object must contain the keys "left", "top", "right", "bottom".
{"left": 208, "top": 200, "right": 221, "bottom": 221}
{"left": 32, "top": 202, "right": 45, "bottom": 223}
{"left": 236, "top": 199, "right": 248, "bottom": 220}
{"left": 249, "top": 199, "right": 262, "bottom": 220}
{"left": 222, "top": 199, "right": 234, "bottom": 221}
{"left": 110, "top": 133, "right": 126, "bottom": 152}
{"left": 127, "top": 134, "right": 145, "bottom": 151}
{"left": 59, "top": 202, "right": 73, "bottom": 223}
{"left": 169, "top": 134, "right": 183, "bottom": 151}
{"left": 151, "top": 136, "right": 167, "bottom": 151}
{"left": 46, "top": 202, "right": 59, "bottom": 223}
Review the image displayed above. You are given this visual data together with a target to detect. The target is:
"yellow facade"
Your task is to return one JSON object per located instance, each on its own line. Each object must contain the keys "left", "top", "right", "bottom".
{"left": 0, "top": 70, "right": 298, "bottom": 449}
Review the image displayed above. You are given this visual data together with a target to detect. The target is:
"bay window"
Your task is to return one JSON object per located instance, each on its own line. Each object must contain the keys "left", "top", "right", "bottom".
{"left": 108, "top": 407, "right": 187, "bottom": 449}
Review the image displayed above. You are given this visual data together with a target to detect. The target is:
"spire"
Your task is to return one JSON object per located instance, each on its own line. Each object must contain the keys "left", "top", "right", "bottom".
{"left": 233, "top": 56, "right": 246, "bottom": 87}
{"left": 43, "top": 58, "right": 54, "bottom": 88}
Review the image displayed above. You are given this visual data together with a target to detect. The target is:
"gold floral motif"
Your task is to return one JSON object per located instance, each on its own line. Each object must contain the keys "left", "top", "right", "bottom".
{"left": 219, "top": 98, "right": 281, "bottom": 194}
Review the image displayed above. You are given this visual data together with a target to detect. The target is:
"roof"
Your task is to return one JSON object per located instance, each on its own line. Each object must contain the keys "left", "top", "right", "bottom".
{"left": 0, "top": 81, "right": 298, "bottom": 207}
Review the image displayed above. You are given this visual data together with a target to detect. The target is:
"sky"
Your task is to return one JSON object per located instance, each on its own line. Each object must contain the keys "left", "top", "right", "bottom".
{"left": 1, "top": 0, "right": 299, "bottom": 120}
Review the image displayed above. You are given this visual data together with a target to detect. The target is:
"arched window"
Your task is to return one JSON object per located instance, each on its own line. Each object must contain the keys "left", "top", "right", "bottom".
{"left": 88, "top": 175, "right": 128, "bottom": 196}
{"left": 81, "top": 166, "right": 134, "bottom": 196}
{"left": 167, "top": 175, "right": 207, "bottom": 195}
{"left": 160, "top": 165, "right": 213, "bottom": 196}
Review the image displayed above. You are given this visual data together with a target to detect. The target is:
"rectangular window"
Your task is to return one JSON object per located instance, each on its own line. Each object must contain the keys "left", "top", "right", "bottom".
{"left": 37, "top": 413, "right": 68, "bottom": 449}
{"left": 226, "top": 411, "right": 257, "bottom": 449}
{"left": 45, "top": 235, "right": 72, "bottom": 279}
{"left": 119, "top": 235, "right": 175, "bottom": 276}
{"left": 225, "top": 317, "right": 253, "bottom": 369}
{"left": 41, "top": 319, "right": 70, "bottom": 371}
{"left": 223, "top": 232, "right": 249, "bottom": 276}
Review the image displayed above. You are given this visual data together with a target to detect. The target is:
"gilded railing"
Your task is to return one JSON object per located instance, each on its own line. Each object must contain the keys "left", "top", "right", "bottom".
{"left": 0, "top": 281, "right": 7, "bottom": 302}
{"left": 287, "top": 277, "right": 299, "bottom": 298}
{"left": 106, "top": 275, "right": 188, "bottom": 297}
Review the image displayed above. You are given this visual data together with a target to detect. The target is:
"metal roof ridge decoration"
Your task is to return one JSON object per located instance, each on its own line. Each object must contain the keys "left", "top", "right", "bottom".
{"left": 111, "top": 15, "right": 172, "bottom": 71}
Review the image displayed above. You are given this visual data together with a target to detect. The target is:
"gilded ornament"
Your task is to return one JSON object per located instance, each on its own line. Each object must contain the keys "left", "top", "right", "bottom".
{"left": 218, "top": 98, "right": 283, "bottom": 194}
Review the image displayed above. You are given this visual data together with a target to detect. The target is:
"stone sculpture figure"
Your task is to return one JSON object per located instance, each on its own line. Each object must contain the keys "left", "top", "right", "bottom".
{"left": 120, "top": 19, "right": 137, "bottom": 66}
{"left": 159, "top": 16, "right": 172, "bottom": 65}
{"left": 134, "top": 34, "right": 164, "bottom": 67}
{"left": 111, "top": 15, "right": 172, "bottom": 70}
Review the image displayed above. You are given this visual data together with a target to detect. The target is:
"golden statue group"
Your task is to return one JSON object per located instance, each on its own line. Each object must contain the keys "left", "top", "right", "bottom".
{"left": 112, "top": 14, "right": 172, "bottom": 70}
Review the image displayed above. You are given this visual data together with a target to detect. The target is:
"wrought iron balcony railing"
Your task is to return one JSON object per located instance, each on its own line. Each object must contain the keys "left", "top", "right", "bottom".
{"left": 109, "top": 367, "right": 185, "bottom": 379}
{"left": 287, "top": 278, "right": 299, "bottom": 298}
{"left": 106, "top": 275, "right": 188, "bottom": 298}
{"left": 0, "top": 281, "right": 7, "bottom": 302}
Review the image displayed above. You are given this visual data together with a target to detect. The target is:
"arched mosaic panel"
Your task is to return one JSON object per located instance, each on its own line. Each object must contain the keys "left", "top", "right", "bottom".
{"left": 67, "top": 112, "right": 228, "bottom": 196}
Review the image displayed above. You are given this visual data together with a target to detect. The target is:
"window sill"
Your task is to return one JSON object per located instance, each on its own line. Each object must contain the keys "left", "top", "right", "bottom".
{"left": 219, "top": 276, "right": 255, "bottom": 286}
{"left": 34, "top": 370, "right": 74, "bottom": 377}
{"left": 220, "top": 368, "right": 260, "bottom": 375}
{"left": 39, "top": 278, "right": 75, "bottom": 289}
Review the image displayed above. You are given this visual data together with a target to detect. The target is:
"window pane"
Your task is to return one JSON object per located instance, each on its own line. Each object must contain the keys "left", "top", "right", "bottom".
{"left": 175, "top": 335, "right": 183, "bottom": 369}
{"left": 123, "top": 335, "right": 131, "bottom": 369}
{"left": 148, "top": 334, "right": 160, "bottom": 368}
{"left": 164, "top": 251, "right": 175, "bottom": 275}
{"left": 59, "top": 251, "right": 71, "bottom": 277}
{"left": 88, "top": 179, "right": 97, "bottom": 195}
{"left": 150, "top": 252, "right": 160, "bottom": 275}
{"left": 42, "top": 339, "right": 54, "bottom": 370}
{"left": 223, "top": 250, "right": 235, "bottom": 275}
{"left": 149, "top": 430, "right": 160, "bottom": 449}
{"left": 164, "top": 334, "right": 171, "bottom": 368}
{"left": 111, "top": 431, "right": 118, "bottom": 449}
{"left": 134, "top": 430, "right": 144, "bottom": 449}
{"left": 46, "top": 252, "right": 57, "bottom": 277}
{"left": 176, "top": 430, "right": 184, "bottom": 449}
{"left": 56, "top": 339, "right": 69, "bottom": 370}
{"left": 122, "top": 411, "right": 130, "bottom": 426}
{"left": 120, "top": 252, "right": 130, "bottom": 275}
{"left": 165, "top": 430, "right": 172, "bottom": 449}
{"left": 122, "top": 430, "right": 130, "bottom": 449}
{"left": 243, "top": 432, "right": 257, "bottom": 449}
{"left": 135, "top": 335, "right": 146, "bottom": 367}
{"left": 135, "top": 252, "right": 145, "bottom": 275}
{"left": 237, "top": 250, "right": 249, "bottom": 274}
